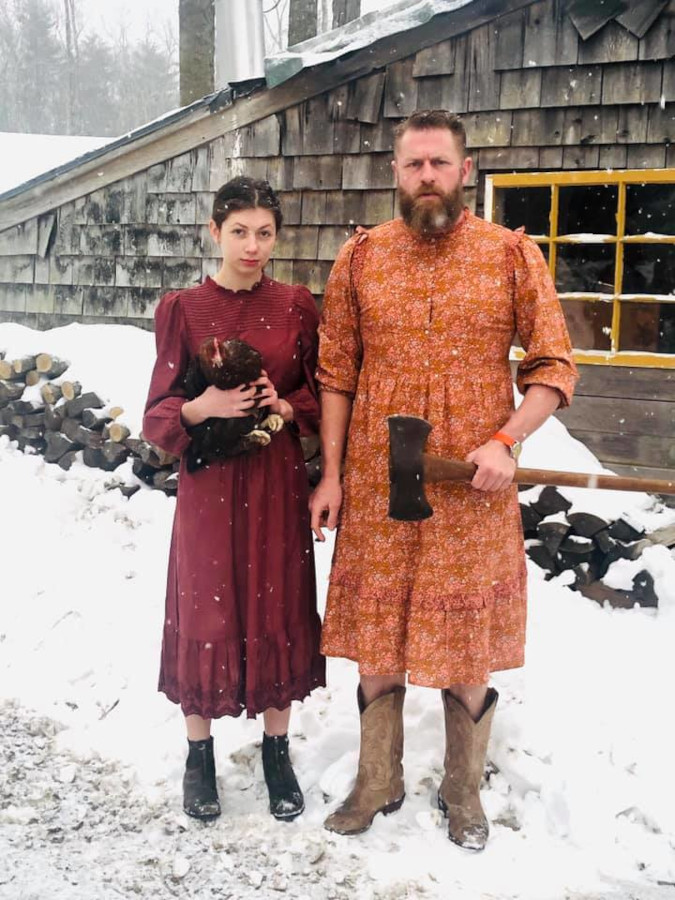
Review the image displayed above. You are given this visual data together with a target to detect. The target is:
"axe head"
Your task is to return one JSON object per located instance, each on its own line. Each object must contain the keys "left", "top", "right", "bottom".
{"left": 388, "top": 415, "right": 433, "bottom": 521}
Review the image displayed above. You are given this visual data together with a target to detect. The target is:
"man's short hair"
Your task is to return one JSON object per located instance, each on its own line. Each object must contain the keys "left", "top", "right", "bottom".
{"left": 393, "top": 110, "right": 467, "bottom": 155}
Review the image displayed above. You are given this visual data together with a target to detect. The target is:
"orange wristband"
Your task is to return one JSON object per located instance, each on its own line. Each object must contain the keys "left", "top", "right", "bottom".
{"left": 491, "top": 430, "right": 517, "bottom": 449}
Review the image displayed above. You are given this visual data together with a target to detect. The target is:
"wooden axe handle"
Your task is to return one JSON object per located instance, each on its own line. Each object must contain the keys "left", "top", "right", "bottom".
{"left": 422, "top": 454, "right": 675, "bottom": 495}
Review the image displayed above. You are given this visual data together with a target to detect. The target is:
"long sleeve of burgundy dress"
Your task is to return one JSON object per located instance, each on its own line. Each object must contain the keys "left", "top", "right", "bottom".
{"left": 143, "top": 276, "right": 325, "bottom": 719}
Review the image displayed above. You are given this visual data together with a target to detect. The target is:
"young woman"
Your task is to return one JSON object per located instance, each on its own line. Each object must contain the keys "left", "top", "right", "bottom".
{"left": 143, "top": 176, "right": 325, "bottom": 821}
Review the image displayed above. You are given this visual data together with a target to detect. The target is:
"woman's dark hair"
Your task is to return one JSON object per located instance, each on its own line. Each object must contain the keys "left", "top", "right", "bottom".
{"left": 211, "top": 176, "right": 283, "bottom": 231}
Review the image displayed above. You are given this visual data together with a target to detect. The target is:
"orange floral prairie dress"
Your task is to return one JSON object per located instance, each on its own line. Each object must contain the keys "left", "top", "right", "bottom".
{"left": 316, "top": 211, "right": 578, "bottom": 687}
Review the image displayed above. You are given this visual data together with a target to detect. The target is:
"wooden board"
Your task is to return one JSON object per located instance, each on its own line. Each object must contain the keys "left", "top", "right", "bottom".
{"left": 540, "top": 65, "right": 602, "bottom": 107}
{"left": 347, "top": 72, "right": 386, "bottom": 124}
{"left": 575, "top": 364, "right": 675, "bottom": 401}
{"left": 663, "top": 59, "right": 675, "bottom": 100}
{"left": 342, "top": 153, "right": 394, "bottom": 189}
{"left": 271, "top": 225, "right": 319, "bottom": 260}
{"left": 302, "top": 189, "right": 365, "bottom": 225}
{"left": 567, "top": 0, "right": 625, "bottom": 41}
{"left": 511, "top": 108, "right": 565, "bottom": 146}
{"left": 539, "top": 147, "right": 564, "bottom": 168}
{"left": 556, "top": 395, "right": 675, "bottom": 438}
{"left": 639, "top": 8, "right": 675, "bottom": 59}
{"left": 562, "top": 106, "right": 619, "bottom": 146}
{"left": 598, "top": 145, "right": 628, "bottom": 168}
{"left": 562, "top": 145, "right": 600, "bottom": 168}
{"left": 464, "top": 111, "right": 514, "bottom": 148}
{"left": 0, "top": 219, "right": 38, "bottom": 256}
{"left": 499, "top": 70, "right": 542, "bottom": 110}
{"left": 626, "top": 145, "right": 667, "bottom": 168}
{"left": 289, "top": 259, "right": 334, "bottom": 293}
{"left": 494, "top": 7, "right": 525, "bottom": 70}
{"left": 37, "top": 214, "right": 56, "bottom": 258}
{"left": 0, "top": 255, "right": 34, "bottom": 283}
{"left": 647, "top": 105, "right": 675, "bottom": 144}
{"left": 413, "top": 39, "right": 455, "bottom": 77}
{"left": 479, "top": 147, "right": 539, "bottom": 170}
{"left": 616, "top": 0, "right": 668, "bottom": 39}
{"left": 468, "top": 23, "right": 501, "bottom": 112}
{"left": 566, "top": 428, "right": 675, "bottom": 468}
{"left": 616, "top": 105, "right": 649, "bottom": 144}
{"left": 602, "top": 61, "right": 663, "bottom": 105}
{"left": 523, "top": 0, "right": 578, "bottom": 67}
{"left": 604, "top": 462, "right": 675, "bottom": 482}
{"left": 317, "top": 225, "right": 354, "bottom": 260}
{"left": 383, "top": 58, "right": 418, "bottom": 118}
{"left": 292, "top": 156, "right": 343, "bottom": 190}
{"left": 360, "top": 118, "right": 398, "bottom": 153}
{"left": 577, "top": 21, "right": 639, "bottom": 64}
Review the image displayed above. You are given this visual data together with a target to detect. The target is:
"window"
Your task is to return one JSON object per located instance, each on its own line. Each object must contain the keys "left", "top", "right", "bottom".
{"left": 485, "top": 170, "right": 675, "bottom": 368}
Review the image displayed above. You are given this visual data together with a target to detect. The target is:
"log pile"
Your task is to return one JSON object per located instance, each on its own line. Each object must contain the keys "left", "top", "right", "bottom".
{"left": 0, "top": 350, "right": 320, "bottom": 498}
{"left": 521, "top": 486, "right": 674, "bottom": 609}
{"left": 0, "top": 351, "right": 179, "bottom": 496}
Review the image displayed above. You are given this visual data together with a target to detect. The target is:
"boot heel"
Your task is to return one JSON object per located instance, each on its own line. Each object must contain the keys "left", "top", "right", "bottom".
{"left": 382, "top": 793, "right": 405, "bottom": 816}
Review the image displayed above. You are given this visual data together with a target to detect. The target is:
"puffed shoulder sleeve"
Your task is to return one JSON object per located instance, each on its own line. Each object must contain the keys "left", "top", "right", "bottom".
{"left": 284, "top": 286, "right": 320, "bottom": 437}
{"left": 142, "top": 291, "right": 192, "bottom": 457}
{"left": 316, "top": 236, "right": 363, "bottom": 397}
{"left": 513, "top": 234, "right": 579, "bottom": 409}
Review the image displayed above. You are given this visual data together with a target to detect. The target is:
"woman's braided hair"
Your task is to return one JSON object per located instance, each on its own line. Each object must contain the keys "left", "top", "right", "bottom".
{"left": 211, "top": 176, "right": 283, "bottom": 230}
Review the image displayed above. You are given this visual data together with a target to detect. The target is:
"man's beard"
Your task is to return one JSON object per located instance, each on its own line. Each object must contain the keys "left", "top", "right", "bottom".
{"left": 399, "top": 184, "right": 464, "bottom": 237}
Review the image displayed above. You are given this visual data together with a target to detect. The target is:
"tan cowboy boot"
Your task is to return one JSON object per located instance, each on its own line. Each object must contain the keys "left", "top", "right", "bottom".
{"left": 437, "top": 687, "right": 498, "bottom": 851}
{"left": 324, "top": 685, "right": 405, "bottom": 835}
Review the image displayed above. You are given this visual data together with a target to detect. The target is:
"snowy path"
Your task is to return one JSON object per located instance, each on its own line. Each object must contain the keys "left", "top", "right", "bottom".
{"left": 2, "top": 696, "right": 675, "bottom": 900}
{"left": 0, "top": 700, "right": 373, "bottom": 900}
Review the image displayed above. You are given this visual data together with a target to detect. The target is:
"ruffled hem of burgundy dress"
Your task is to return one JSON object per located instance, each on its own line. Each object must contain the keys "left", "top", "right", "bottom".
{"left": 159, "top": 668, "right": 326, "bottom": 720}
{"left": 159, "top": 626, "right": 326, "bottom": 719}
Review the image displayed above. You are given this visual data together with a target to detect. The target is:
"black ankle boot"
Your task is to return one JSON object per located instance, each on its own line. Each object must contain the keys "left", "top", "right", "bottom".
{"left": 183, "top": 736, "right": 221, "bottom": 820}
{"left": 262, "top": 734, "right": 305, "bottom": 821}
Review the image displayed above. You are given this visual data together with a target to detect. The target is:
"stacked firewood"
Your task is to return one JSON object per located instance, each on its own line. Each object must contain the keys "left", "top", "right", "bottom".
{"left": 521, "top": 486, "right": 674, "bottom": 609}
{"left": 0, "top": 351, "right": 178, "bottom": 497}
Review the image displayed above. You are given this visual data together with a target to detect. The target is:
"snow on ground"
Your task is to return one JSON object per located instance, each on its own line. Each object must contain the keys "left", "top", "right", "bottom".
{"left": 0, "top": 133, "right": 113, "bottom": 196}
{"left": 1, "top": 322, "right": 675, "bottom": 900}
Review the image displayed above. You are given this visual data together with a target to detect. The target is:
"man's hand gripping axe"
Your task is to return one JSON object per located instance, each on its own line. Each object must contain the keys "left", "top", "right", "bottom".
{"left": 388, "top": 415, "right": 675, "bottom": 522}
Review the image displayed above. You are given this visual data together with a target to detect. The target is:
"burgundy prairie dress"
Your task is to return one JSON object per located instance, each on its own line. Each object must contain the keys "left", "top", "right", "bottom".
{"left": 143, "top": 275, "right": 326, "bottom": 719}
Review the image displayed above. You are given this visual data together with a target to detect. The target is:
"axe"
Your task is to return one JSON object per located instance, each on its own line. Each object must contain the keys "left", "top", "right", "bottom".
{"left": 388, "top": 415, "right": 675, "bottom": 522}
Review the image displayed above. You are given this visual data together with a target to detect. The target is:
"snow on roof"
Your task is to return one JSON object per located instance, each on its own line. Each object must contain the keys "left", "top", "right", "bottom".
{"left": 265, "top": 0, "right": 475, "bottom": 87}
{"left": 0, "top": 132, "right": 115, "bottom": 195}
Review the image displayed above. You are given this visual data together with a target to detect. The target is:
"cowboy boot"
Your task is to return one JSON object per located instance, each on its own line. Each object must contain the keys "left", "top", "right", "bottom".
{"left": 262, "top": 733, "right": 305, "bottom": 821}
{"left": 324, "top": 685, "right": 405, "bottom": 835}
{"left": 183, "top": 735, "right": 221, "bottom": 820}
{"left": 437, "top": 688, "right": 498, "bottom": 851}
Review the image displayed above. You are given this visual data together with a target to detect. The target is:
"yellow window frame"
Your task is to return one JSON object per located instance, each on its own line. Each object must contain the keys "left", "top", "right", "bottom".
{"left": 484, "top": 169, "right": 675, "bottom": 369}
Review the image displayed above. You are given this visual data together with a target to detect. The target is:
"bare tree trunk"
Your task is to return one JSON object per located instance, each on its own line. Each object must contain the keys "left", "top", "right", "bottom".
{"left": 288, "top": 0, "right": 317, "bottom": 45}
{"left": 179, "top": 0, "right": 215, "bottom": 106}
{"left": 332, "top": 0, "right": 360, "bottom": 29}
{"left": 63, "top": 0, "right": 80, "bottom": 132}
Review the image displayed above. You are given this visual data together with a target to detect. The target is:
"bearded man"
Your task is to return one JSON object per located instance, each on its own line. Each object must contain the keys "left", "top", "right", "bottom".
{"left": 310, "top": 110, "right": 578, "bottom": 849}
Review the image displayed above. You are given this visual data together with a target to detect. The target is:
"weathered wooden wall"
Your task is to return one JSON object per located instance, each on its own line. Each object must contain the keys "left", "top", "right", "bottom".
{"left": 0, "top": 0, "right": 673, "bottom": 475}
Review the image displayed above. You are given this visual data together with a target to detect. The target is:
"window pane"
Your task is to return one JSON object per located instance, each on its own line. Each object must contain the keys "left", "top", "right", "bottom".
{"left": 558, "top": 184, "right": 618, "bottom": 236}
{"left": 623, "top": 244, "right": 675, "bottom": 295}
{"left": 560, "top": 299, "right": 613, "bottom": 351}
{"left": 556, "top": 244, "right": 615, "bottom": 293}
{"left": 626, "top": 184, "right": 675, "bottom": 236}
{"left": 493, "top": 187, "right": 551, "bottom": 235}
{"left": 619, "top": 302, "right": 675, "bottom": 353}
